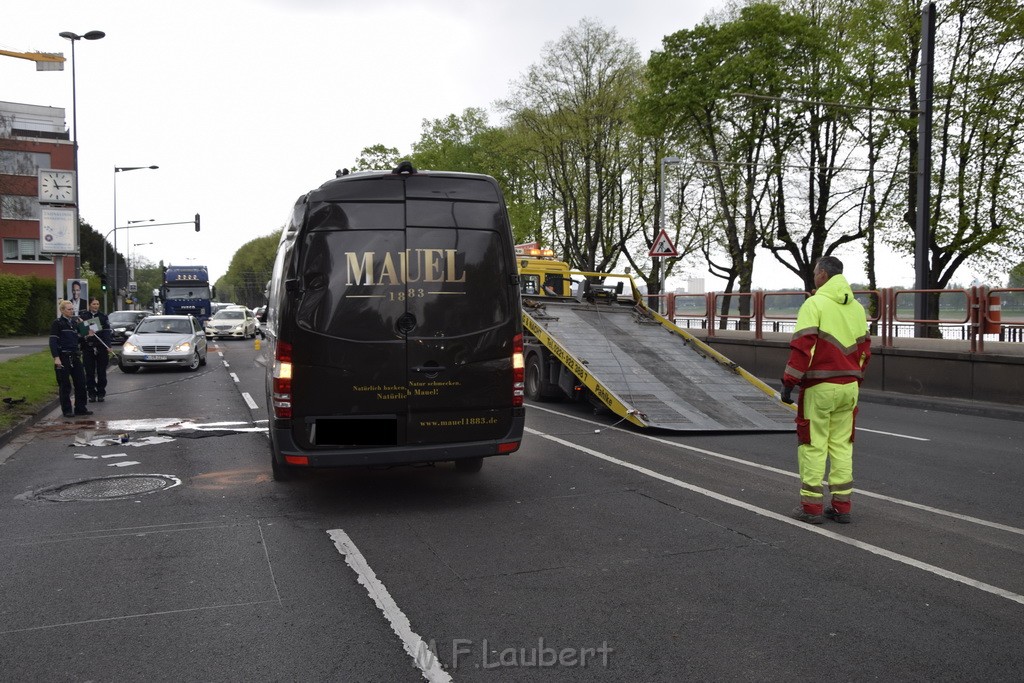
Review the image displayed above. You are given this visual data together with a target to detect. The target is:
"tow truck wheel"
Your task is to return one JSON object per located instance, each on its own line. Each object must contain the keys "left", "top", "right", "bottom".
{"left": 455, "top": 457, "right": 483, "bottom": 473}
{"left": 525, "top": 354, "right": 555, "bottom": 401}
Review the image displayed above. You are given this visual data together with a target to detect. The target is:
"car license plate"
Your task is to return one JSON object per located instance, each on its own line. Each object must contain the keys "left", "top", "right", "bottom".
{"left": 143, "top": 355, "right": 167, "bottom": 361}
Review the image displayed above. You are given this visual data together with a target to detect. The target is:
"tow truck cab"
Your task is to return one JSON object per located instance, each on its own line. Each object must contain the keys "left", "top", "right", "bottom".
{"left": 515, "top": 245, "right": 573, "bottom": 297}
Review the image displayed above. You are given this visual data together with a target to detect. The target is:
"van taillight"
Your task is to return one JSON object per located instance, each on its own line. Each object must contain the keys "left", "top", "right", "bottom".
{"left": 273, "top": 340, "right": 293, "bottom": 418}
{"left": 512, "top": 333, "right": 524, "bottom": 407}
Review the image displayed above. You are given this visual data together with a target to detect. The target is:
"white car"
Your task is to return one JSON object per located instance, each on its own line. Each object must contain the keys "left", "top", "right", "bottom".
{"left": 119, "top": 315, "right": 208, "bottom": 373}
{"left": 204, "top": 307, "right": 257, "bottom": 340}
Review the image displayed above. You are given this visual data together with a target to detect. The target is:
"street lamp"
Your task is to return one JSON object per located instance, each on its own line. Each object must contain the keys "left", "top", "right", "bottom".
{"left": 657, "top": 155, "right": 682, "bottom": 310}
{"left": 58, "top": 30, "right": 104, "bottom": 279}
{"left": 112, "top": 165, "right": 158, "bottom": 309}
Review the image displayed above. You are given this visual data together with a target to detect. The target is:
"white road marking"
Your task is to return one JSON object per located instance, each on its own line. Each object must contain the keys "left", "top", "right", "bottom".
{"left": 217, "top": 351, "right": 224, "bottom": 357}
{"left": 242, "top": 392, "right": 259, "bottom": 410}
{"left": 859, "top": 427, "right": 929, "bottom": 441}
{"left": 229, "top": 372, "right": 240, "bottom": 383}
{"left": 222, "top": 360, "right": 230, "bottom": 368}
{"left": 527, "top": 426, "right": 1024, "bottom": 607}
{"left": 100, "top": 453, "right": 128, "bottom": 459}
{"left": 528, "top": 404, "right": 1024, "bottom": 537}
{"left": 106, "top": 461, "right": 141, "bottom": 468}
{"left": 327, "top": 529, "right": 452, "bottom": 683}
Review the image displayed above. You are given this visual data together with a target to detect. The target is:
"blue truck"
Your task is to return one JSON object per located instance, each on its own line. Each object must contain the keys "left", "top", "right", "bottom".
{"left": 161, "top": 265, "right": 213, "bottom": 324}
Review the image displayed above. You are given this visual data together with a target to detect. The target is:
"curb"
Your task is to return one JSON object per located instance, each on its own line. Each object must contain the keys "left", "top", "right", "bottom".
{"left": 857, "top": 389, "right": 1024, "bottom": 422}
{"left": 0, "top": 398, "right": 60, "bottom": 453}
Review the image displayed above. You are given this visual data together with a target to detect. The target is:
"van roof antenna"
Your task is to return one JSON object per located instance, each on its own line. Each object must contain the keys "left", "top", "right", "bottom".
{"left": 393, "top": 161, "right": 416, "bottom": 175}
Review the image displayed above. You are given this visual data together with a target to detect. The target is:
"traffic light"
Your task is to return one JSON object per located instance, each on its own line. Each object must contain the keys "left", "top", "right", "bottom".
{"left": 100, "top": 273, "right": 108, "bottom": 291}
{"left": 194, "top": 213, "right": 201, "bottom": 232}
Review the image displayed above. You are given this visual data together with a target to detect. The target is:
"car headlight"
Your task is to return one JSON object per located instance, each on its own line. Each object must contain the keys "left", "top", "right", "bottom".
{"left": 123, "top": 341, "right": 140, "bottom": 353}
{"left": 174, "top": 341, "right": 193, "bottom": 352}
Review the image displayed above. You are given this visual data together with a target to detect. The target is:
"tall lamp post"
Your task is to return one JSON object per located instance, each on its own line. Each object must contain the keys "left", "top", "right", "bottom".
{"left": 112, "top": 165, "right": 158, "bottom": 309}
{"left": 658, "top": 155, "right": 682, "bottom": 312}
{"left": 58, "top": 30, "right": 104, "bottom": 279}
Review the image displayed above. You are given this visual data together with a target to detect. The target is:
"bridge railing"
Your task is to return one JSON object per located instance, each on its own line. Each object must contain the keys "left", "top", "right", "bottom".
{"left": 665, "top": 286, "right": 1024, "bottom": 352}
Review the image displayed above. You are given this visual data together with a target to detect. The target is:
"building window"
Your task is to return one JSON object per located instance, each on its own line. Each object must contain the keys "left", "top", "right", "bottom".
{"left": 0, "top": 195, "right": 41, "bottom": 220}
{"left": 3, "top": 238, "right": 52, "bottom": 263}
{"left": 0, "top": 150, "right": 52, "bottom": 175}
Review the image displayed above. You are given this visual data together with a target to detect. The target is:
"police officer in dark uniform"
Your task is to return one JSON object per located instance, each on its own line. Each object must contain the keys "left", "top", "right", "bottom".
{"left": 49, "top": 300, "right": 93, "bottom": 419}
{"left": 81, "top": 297, "right": 112, "bottom": 402}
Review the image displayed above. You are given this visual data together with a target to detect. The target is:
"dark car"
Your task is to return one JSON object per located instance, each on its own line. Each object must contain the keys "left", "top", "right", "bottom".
{"left": 107, "top": 310, "right": 151, "bottom": 345}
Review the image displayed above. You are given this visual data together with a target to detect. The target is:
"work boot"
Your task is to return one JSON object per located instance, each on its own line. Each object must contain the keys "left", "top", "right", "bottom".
{"left": 74, "top": 408, "right": 94, "bottom": 416}
{"left": 791, "top": 506, "right": 824, "bottom": 524}
{"left": 88, "top": 393, "right": 97, "bottom": 402}
{"left": 824, "top": 507, "right": 852, "bottom": 524}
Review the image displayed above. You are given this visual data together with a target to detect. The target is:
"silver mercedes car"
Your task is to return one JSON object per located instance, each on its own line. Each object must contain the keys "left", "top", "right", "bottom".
{"left": 119, "top": 315, "right": 208, "bottom": 373}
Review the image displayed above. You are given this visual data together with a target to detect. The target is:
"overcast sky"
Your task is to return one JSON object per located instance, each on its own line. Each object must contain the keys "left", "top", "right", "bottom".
{"left": 5, "top": 0, "right": 941, "bottom": 290}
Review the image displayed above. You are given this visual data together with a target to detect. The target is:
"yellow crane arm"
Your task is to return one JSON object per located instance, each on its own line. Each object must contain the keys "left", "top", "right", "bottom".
{"left": 0, "top": 50, "right": 65, "bottom": 70}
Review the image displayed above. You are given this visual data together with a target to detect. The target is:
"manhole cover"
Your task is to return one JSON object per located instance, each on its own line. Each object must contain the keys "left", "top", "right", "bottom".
{"left": 34, "top": 474, "right": 181, "bottom": 502}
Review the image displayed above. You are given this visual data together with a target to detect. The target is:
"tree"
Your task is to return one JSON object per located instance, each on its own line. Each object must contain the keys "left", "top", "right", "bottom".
{"left": 217, "top": 231, "right": 279, "bottom": 307}
{"left": 886, "top": 0, "right": 1024, "bottom": 317}
{"left": 500, "top": 19, "right": 647, "bottom": 273}
{"left": 638, "top": 4, "right": 818, "bottom": 322}
{"left": 351, "top": 145, "right": 402, "bottom": 172}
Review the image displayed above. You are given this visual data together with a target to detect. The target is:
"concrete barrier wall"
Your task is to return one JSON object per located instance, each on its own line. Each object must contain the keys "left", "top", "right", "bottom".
{"left": 692, "top": 333, "right": 1024, "bottom": 406}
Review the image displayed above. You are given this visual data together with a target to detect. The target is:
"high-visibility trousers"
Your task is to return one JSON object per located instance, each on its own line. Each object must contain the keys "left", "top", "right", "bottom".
{"left": 796, "top": 381, "right": 859, "bottom": 514}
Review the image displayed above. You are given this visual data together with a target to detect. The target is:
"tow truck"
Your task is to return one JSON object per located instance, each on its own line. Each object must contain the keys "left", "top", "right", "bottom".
{"left": 516, "top": 247, "right": 795, "bottom": 431}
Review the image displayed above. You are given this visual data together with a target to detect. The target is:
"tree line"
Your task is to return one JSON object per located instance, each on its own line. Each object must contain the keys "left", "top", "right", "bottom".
{"left": 211, "top": 1, "right": 1022, "bottom": 316}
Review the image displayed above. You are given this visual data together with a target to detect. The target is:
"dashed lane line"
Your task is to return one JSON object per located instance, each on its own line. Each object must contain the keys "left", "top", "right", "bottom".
{"left": 328, "top": 529, "right": 452, "bottom": 682}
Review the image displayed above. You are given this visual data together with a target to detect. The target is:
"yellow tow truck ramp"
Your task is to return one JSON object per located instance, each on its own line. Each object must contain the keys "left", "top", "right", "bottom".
{"left": 521, "top": 272, "right": 796, "bottom": 432}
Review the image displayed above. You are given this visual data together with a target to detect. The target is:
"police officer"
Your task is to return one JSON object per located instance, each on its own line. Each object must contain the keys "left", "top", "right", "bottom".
{"left": 81, "top": 297, "right": 112, "bottom": 402}
{"left": 49, "top": 300, "right": 93, "bottom": 419}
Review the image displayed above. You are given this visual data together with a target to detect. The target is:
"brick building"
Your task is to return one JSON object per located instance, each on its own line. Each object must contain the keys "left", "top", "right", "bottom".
{"left": 0, "top": 101, "right": 75, "bottom": 279}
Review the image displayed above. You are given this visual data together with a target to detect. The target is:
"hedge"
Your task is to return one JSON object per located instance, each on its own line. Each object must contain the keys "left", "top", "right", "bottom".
{"left": 0, "top": 273, "right": 59, "bottom": 335}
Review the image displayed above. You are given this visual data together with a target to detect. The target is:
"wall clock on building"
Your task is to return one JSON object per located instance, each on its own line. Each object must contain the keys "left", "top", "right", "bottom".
{"left": 38, "top": 169, "right": 76, "bottom": 204}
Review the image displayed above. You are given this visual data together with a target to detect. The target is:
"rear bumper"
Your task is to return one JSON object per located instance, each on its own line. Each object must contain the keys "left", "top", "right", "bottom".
{"left": 270, "top": 414, "right": 525, "bottom": 468}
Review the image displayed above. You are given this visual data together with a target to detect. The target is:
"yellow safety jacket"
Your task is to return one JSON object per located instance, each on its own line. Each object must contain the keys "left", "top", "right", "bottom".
{"left": 783, "top": 274, "right": 870, "bottom": 388}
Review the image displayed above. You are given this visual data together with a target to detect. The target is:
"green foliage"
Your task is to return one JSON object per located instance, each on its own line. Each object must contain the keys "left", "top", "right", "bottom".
{"left": 217, "top": 231, "right": 279, "bottom": 307}
{"left": 0, "top": 273, "right": 31, "bottom": 335}
{"left": 1008, "top": 262, "right": 1024, "bottom": 288}
{"left": 0, "top": 274, "right": 54, "bottom": 335}
{"left": 352, "top": 145, "right": 402, "bottom": 171}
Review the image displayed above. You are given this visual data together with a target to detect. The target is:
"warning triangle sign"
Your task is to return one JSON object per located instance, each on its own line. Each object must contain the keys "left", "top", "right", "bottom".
{"left": 649, "top": 229, "right": 678, "bottom": 257}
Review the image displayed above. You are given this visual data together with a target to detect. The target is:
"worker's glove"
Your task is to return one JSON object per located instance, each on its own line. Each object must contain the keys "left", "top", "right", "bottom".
{"left": 780, "top": 383, "right": 795, "bottom": 405}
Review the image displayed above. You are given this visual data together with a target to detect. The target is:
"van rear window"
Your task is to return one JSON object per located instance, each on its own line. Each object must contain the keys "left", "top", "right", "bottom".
{"left": 295, "top": 227, "right": 511, "bottom": 340}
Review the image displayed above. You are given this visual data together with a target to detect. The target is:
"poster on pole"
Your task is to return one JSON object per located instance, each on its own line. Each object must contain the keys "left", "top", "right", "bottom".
{"left": 40, "top": 207, "right": 78, "bottom": 254}
{"left": 66, "top": 279, "right": 89, "bottom": 314}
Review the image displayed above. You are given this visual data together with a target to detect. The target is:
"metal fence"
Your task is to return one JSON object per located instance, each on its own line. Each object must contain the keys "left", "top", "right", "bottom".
{"left": 660, "top": 286, "right": 1024, "bottom": 352}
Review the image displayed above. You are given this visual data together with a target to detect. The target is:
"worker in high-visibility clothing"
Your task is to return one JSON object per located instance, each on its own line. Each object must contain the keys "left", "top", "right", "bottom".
{"left": 782, "top": 256, "right": 871, "bottom": 524}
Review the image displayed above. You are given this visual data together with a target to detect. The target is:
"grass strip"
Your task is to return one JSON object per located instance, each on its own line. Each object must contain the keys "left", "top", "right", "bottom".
{"left": 0, "top": 351, "right": 57, "bottom": 433}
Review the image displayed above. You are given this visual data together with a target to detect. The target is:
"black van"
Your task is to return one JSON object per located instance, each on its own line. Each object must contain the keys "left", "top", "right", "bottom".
{"left": 264, "top": 163, "right": 525, "bottom": 480}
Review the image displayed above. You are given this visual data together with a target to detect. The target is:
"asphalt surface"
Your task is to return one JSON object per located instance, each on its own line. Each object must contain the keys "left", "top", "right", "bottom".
{"left": 0, "top": 337, "right": 1022, "bottom": 680}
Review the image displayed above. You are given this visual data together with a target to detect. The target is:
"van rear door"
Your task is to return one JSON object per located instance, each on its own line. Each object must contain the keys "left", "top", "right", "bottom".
{"left": 289, "top": 173, "right": 518, "bottom": 450}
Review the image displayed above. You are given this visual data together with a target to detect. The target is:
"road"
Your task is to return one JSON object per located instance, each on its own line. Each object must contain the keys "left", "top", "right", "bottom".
{"left": 0, "top": 338, "right": 1021, "bottom": 681}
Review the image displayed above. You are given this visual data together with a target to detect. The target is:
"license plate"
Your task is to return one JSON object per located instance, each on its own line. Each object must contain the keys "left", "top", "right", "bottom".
{"left": 143, "top": 355, "right": 167, "bottom": 361}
